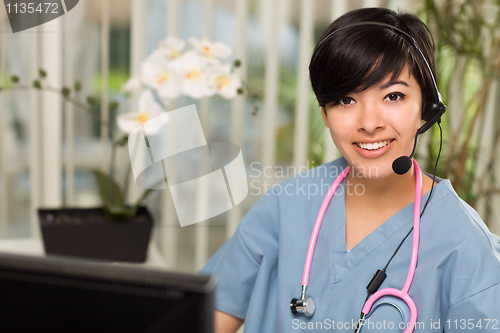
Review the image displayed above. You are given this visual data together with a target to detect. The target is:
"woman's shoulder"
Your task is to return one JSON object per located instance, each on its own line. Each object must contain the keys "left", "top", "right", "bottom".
{"left": 428, "top": 179, "right": 499, "bottom": 245}
{"left": 418, "top": 178, "right": 500, "bottom": 306}
{"left": 423, "top": 178, "right": 500, "bottom": 275}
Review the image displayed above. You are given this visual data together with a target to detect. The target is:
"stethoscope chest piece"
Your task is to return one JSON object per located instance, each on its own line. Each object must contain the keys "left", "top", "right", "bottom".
{"left": 290, "top": 295, "right": 316, "bottom": 316}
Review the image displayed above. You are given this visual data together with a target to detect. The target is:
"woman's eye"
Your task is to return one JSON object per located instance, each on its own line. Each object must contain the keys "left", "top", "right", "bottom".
{"left": 384, "top": 92, "right": 405, "bottom": 102}
{"left": 339, "top": 97, "right": 355, "bottom": 106}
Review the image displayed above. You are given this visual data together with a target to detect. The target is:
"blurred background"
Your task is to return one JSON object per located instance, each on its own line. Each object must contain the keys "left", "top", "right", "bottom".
{"left": 0, "top": 0, "right": 499, "bottom": 273}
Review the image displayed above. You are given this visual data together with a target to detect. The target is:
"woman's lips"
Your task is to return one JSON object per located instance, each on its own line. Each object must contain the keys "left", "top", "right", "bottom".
{"left": 353, "top": 139, "right": 395, "bottom": 158}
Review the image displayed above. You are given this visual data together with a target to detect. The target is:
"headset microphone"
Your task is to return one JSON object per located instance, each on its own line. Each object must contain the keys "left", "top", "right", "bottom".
{"left": 392, "top": 131, "right": 419, "bottom": 175}
{"left": 392, "top": 104, "right": 446, "bottom": 175}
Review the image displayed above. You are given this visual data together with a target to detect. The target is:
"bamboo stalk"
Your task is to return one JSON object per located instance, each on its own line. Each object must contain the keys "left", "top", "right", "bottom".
{"left": 453, "top": 48, "right": 500, "bottom": 190}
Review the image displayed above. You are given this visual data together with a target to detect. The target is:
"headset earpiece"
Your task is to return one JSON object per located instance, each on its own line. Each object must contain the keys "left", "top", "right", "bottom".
{"left": 419, "top": 102, "right": 446, "bottom": 134}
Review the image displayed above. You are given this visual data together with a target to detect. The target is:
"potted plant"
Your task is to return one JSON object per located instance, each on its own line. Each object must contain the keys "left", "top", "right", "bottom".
{"left": 4, "top": 36, "right": 242, "bottom": 262}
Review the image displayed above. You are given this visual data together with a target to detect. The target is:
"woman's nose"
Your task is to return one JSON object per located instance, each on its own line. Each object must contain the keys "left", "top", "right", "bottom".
{"left": 357, "top": 103, "right": 386, "bottom": 133}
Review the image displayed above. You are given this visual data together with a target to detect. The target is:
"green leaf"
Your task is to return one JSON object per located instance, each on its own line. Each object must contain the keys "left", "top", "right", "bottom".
{"left": 62, "top": 87, "right": 71, "bottom": 96}
{"left": 87, "top": 96, "right": 97, "bottom": 105}
{"left": 130, "top": 177, "right": 169, "bottom": 214}
{"left": 91, "top": 170, "right": 127, "bottom": 220}
{"left": 109, "top": 101, "right": 119, "bottom": 112}
{"left": 33, "top": 80, "right": 42, "bottom": 89}
{"left": 115, "top": 135, "right": 128, "bottom": 147}
{"left": 39, "top": 69, "right": 47, "bottom": 78}
{"left": 10, "top": 76, "right": 19, "bottom": 83}
{"left": 74, "top": 81, "right": 81, "bottom": 91}
{"left": 102, "top": 205, "right": 137, "bottom": 222}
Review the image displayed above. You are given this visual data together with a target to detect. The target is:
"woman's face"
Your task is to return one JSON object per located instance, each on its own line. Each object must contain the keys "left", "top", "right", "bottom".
{"left": 322, "top": 64, "right": 422, "bottom": 179}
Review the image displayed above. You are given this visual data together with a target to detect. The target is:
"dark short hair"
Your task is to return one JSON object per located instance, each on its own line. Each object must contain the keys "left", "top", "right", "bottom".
{"left": 309, "top": 8, "right": 436, "bottom": 121}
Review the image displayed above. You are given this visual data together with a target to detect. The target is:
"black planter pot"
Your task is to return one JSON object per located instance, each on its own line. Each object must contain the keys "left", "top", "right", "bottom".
{"left": 38, "top": 207, "right": 153, "bottom": 262}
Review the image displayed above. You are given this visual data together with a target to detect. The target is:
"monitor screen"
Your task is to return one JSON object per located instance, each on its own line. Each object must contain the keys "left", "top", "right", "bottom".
{"left": 0, "top": 251, "right": 215, "bottom": 333}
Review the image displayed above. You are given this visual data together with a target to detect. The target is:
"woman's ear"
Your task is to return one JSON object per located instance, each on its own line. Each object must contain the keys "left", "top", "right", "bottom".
{"left": 321, "top": 107, "right": 330, "bottom": 128}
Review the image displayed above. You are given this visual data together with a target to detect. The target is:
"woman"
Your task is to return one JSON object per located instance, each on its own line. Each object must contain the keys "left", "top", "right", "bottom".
{"left": 202, "top": 7, "right": 500, "bottom": 332}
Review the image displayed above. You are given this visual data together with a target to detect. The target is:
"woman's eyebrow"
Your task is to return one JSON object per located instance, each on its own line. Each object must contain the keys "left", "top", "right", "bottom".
{"left": 380, "top": 80, "right": 409, "bottom": 89}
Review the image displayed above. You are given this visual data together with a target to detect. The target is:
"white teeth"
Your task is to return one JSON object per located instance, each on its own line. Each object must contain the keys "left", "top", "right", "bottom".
{"left": 357, "top": 140, "right": 392, "bottom": 150}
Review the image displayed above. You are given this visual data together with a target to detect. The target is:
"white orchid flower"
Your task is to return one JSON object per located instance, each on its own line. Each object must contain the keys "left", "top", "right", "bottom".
{"left": 140, "top": 50, "right": 181, "bottom": 100}
{"left": 206, "top": 64, "right": 242, "bottom": 99}
{"left": 122, "top": 77, "right": 142, "bottom": 93}
{"left": 170, "top": 50, "right": 213, "bottom": 99}
{"left": 124, "top": 37, "right": 241, "bottom": 105}
{"left": 157, "top": 36, "right": 186, "bottom": 59}
{"left": 117, "top": 90, "right": 167, "bottom": 134}
{"left": 188, "top": 37, "right": 232, "bottom": 59}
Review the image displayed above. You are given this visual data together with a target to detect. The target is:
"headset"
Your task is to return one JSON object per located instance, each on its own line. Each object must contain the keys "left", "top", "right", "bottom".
{"left": 290, "top": 22, "right": 447, "bottom": 333}
{"left": 312, "top": 21, "right": 446, "bottom": 175}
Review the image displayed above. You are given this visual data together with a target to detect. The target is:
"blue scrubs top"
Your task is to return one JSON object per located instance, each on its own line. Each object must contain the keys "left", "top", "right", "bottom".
{"left": 201, "top": 157, "right": 500, "bottom": 332}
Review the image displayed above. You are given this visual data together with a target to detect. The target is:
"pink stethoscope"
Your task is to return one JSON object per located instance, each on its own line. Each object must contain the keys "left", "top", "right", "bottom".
{"left": 290, "top": 159, "right": 422, "bottom": 333}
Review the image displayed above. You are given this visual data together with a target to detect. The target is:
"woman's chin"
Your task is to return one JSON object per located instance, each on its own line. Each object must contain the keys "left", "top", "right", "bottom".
{"left": 348, "top": 160, "right": 399, "bottom": 179}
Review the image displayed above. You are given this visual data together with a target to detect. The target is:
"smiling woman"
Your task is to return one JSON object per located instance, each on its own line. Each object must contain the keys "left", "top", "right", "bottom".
{"left": 320, "top": 64, "right": 433, "bottom": 255}
{"left": 321, "top": 64, "right": 423, "bottom": 180}
{"left": 201, "top": 7, "right": 500, "bottom": 333}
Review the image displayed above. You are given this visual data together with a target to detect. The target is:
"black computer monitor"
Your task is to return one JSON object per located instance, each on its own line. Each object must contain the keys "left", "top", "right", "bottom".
{"left": 0, "top": 251, "right": 215, "bottom": 333}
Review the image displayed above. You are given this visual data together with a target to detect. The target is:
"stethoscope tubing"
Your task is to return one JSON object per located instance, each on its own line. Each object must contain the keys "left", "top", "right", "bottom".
{"left": 302, "top": 167, "right": 349, "bottom": 286}
{"left": 361, "top": 160, "right": 422, "bottom": 333}
{"left": 300, "top": 160, "right": 422, "bottom": 333}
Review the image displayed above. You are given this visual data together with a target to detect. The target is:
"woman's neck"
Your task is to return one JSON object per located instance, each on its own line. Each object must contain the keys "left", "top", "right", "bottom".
{"left": 343, "top": 165, "right": 423, "bottom": 251}
{"left": 345, "top": 166, "right": 417, "bottom": 205}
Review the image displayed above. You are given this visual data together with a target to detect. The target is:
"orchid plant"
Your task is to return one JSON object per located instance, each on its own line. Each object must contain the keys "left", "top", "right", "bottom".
{"left": 100, "top": 37, "right": 242, "bottom": 220}
{"left": 2, "top": 36, "right": 242, "bottom": 221}
{"left": 100, "top": 36, "right": 243, "bottom": 220}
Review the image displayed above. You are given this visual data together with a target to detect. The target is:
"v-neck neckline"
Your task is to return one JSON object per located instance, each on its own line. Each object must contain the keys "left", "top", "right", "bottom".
{"left": 325, "top": 177, "right": 436, "bottom": 284}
